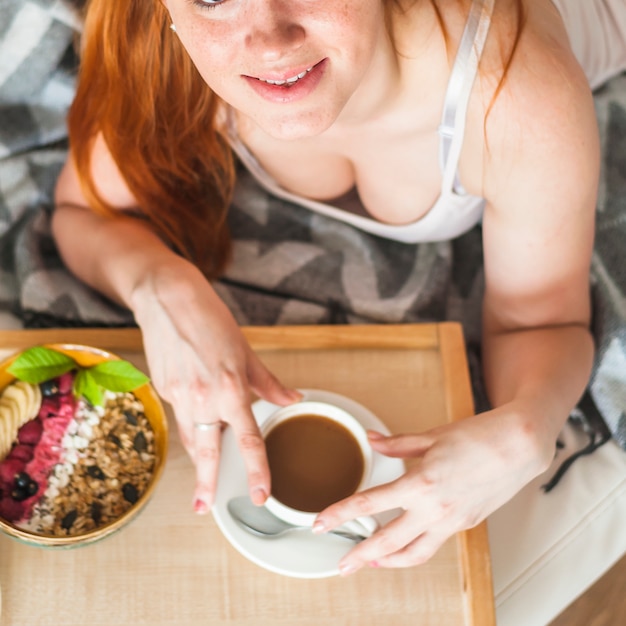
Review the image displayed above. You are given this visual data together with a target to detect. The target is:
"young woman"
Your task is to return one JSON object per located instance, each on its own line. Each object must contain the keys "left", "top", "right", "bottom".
{"left": 53, "top": 0, "right": 626, "bottom": 575}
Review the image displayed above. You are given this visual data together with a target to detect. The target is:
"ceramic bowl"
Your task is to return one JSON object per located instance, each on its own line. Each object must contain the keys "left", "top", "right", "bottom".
{"left": 0, "top": 343, "right": 167, "bottom": 548}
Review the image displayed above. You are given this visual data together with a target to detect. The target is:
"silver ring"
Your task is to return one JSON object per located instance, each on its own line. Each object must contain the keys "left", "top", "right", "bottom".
{"left": 194, "top": 421, "right": 222, "bottom": 432}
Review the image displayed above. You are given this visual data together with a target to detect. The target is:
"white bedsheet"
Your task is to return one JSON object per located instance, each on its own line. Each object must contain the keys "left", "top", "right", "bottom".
{"left": 489, "top": 420, "right": 626, "bottom": 625}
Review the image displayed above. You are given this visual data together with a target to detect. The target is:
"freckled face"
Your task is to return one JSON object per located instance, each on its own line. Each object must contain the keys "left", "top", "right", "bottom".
{"left": 162, "top": 0, "right": 389, "bottom": 139}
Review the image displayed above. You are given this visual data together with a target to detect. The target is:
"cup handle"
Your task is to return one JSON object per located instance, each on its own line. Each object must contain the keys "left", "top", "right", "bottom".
{"left": 338, "top": 515, "right": 379, "bottom": 539}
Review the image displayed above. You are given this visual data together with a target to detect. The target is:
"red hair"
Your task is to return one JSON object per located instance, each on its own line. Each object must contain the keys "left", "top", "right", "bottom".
{"left": 69, "top": 0, "right": 234, "bottom": 278}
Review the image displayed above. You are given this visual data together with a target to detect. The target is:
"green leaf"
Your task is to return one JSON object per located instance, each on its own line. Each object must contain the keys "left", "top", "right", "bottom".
{"left": 7, "top": 347, "right": 149, "bottom": 406}
{"left": 7, "top": 346, "right": 77, "bottom": 384}
{"left": 73, "top": 369, "right": 104, "bottom": 407}
{"left": 87, "top": 360, "right": 150, "bottom": 392}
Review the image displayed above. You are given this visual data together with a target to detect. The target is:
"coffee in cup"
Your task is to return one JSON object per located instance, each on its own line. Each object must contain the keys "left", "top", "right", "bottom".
{"left": 261, "top": 401, "right": 377, "bottom": 537}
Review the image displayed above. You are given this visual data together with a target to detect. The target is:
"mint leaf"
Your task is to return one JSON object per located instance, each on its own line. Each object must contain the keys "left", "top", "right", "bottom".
{"left": 7, "top": 346, "right": 149, "bottom": 407}
{"left": 87, "top": 360, "right": 149, "bottom": 392}
{"left": 73, "top": 369, "right": 104, "bottom": 407}
{"left": 7, "top": 346, "right": 77, "bottom": 384}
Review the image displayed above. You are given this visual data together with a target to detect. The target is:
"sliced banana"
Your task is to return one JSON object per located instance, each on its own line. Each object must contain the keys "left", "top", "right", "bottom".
{"left": 16, "top": 381, "right": 41, "bottom": 421}
{"left": 2, "top": 381, "right": 40, "bottom": 422}
{"left": 0, "top": 400, "right": 16, "bottom": 461}
{"left": 0, "top": 381, "right": 43, "bottom": 461}
{"left": 0, "top": 418, "right": 13, "bottom": 461}
{"left": 0, "top": 396, "right": 20, "bottom": 460}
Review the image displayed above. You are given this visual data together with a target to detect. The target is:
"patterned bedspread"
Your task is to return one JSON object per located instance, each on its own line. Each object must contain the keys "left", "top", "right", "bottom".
{"left": 1, "top": 1, "right": 625, "bottom": 473}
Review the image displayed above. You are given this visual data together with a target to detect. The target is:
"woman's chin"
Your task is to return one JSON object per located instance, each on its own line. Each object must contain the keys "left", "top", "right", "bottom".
{"left": 253, "top": 111, "right": 337, "bottom": 142}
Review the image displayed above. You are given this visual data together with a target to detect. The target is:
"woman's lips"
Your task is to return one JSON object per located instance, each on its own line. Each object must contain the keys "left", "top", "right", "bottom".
{"left": 243, "top": 59, "right": 327, "bottom": 103}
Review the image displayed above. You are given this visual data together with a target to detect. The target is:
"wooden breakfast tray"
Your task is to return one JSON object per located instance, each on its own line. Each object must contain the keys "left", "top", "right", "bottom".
{"left": 0, "top": 323, "right": 495, "bottom": 626}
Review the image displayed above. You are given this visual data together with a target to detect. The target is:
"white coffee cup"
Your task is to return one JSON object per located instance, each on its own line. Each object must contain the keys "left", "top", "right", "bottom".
{"left": 260, "top": 400, "right": 378, "bottom": 538}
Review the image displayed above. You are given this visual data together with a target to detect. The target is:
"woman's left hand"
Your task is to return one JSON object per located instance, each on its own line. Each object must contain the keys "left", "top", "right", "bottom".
{"left": 313, "top": 407, "right": 552, "bottom": 575}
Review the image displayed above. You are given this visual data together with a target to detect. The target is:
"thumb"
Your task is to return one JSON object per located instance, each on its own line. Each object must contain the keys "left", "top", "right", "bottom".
{"left": 246, "top": 348, "right": 302, "bottom": 406}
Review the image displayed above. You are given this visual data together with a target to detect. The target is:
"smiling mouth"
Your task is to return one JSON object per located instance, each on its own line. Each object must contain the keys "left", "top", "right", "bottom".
{"left": 255, "top": 66, "right": 314, "bottom": 87}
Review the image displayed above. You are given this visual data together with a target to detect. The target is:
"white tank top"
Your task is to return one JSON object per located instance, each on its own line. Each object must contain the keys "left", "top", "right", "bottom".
{"left": 227, "top": 0, "right": 495, "bottom": 244}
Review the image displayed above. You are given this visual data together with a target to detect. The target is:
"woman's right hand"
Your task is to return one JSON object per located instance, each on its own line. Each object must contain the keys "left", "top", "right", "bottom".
{"left": 52, "top": 146, "right": 300, "bottom": 511}
{"left": 130, "top": 257, "right": 301, "bottom": 513}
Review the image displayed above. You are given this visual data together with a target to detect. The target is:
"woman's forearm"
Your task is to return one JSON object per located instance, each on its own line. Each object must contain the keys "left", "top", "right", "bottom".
{"left": 51, "top": 204, "right": 190, "bottom": 309}
{"left": 482, "top": 321, "right": 594, "bottom": 466}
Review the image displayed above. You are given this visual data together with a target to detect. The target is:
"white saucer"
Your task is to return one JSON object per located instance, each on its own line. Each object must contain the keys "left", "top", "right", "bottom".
{"left": 212, "top": 389, "right": 405, "bottom": 578}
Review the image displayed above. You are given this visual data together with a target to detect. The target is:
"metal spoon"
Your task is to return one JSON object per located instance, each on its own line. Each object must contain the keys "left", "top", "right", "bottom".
{"left": 226, "top": 496, "right": 366, "bottom": 542}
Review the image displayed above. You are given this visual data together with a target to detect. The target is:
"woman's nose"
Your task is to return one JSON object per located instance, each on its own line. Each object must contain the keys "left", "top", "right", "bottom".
{"left": 244, "top": 6, "right": 305, "bottom": 62}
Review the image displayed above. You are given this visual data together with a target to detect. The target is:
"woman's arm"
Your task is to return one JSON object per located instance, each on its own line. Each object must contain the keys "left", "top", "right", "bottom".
{"left": 479, "top": 39, "right": 598, "bottom": 460}
{"left": 53, "top": 133, "right": 176, "bottom": 305}
{"left": 53, "top": 138, "right": 300, "bottom": 512}
{"left": 313, "top": 29, "right": 600, "bottom": 573}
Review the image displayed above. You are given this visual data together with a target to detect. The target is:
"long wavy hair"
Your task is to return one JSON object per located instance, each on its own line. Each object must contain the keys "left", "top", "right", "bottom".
{"left": 69, "top": 0, "right": 524, "bottom": 279}
{"left": 70, "top": 0, "right": 234, "bottom": 278}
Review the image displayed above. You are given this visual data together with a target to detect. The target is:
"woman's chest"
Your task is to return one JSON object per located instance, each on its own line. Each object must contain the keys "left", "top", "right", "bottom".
{"left": 239, "top": 121, "right": 450, "bottom": 226}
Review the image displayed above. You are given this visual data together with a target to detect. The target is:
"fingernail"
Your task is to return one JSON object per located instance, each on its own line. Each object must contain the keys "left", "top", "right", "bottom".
{"left": 312, "top": 520, "right": 326, "bottom": 534}
{"left": 339, "top": 563, "right": 356, "bottom": 576}
{"left": 194, "top": 498, "right": 209, "bottom": 515}
{"left": 367, "top": 430, "right": 384, "bottom": 440}
{"left": 252, "top": 487, "right": 267, "bottom": 505}
{"left": 288, "top": 389, "right": 303, "bottom": 401}
{"left": 369, "top": 561, "right": 380, "bottom": 568}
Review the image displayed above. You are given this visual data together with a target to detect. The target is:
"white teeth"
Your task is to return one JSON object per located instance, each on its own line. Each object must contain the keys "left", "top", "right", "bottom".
{"left": 258, "top": 67, "right": 312, "bottom": 86}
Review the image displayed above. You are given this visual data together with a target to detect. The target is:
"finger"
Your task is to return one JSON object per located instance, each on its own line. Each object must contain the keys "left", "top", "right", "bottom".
{"left": 169, "top": 391, "right": 203, "bottom": 461}
{"left": 167, "top": 371, "right": 217, "bottom": 463}
{"left": 369, "top": 529, "right": 450, "bottom": 569}
{"left": 178, "top": 417, "right": 195, "bottom": 460}
{"left": 219, "top": 379, "right": 271, "bottom": 505}
{"left": 246, "top": 347, "right": 302, "bottom": 405}
{"left": 192, "top": 420, "right": 224, "bottom": 513}
{"left": 173, "top": 364, "right": 223, "bottom": 512}
{"left": 367, "top": 431, "right": 433, "bottom": 457}
{"left": 337, "top": 513, "right": 422, "bottom": 576}
{"left": 314, "top": 480, "right": 405, "bottom": 535}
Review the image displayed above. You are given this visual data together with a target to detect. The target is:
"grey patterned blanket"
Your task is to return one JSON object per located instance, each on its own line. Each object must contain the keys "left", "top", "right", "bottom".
{"left": 1, "top": 1, "right": 625, "bottom": 475}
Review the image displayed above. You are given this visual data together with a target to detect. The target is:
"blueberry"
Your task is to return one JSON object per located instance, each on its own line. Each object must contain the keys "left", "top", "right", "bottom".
{"left": 26, "top": 480, "right": 38, "bottom": 496}
{"left": 40, "top": 379, "right": 60, "bottom": 397}
{"left": 10, "top": 486, "right": 29, "bottom": 502}
{"left": 14, "top": 471, "right": 31, "bottom": 490}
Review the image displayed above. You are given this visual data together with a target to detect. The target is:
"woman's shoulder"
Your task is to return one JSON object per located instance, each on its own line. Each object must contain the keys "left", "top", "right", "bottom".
{"left": 390, "top": 0, "right": 589, "bottom": 110}
{"left": 459, "top": 1, "right": 596, "bottom": 186}
{"left": 481, "top": 0, "right": 589, "bottom": 99}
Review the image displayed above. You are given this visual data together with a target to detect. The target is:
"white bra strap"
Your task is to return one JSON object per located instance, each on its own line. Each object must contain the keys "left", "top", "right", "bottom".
{"left": 438, "top": 0, "right": 495, "bottom": 194}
